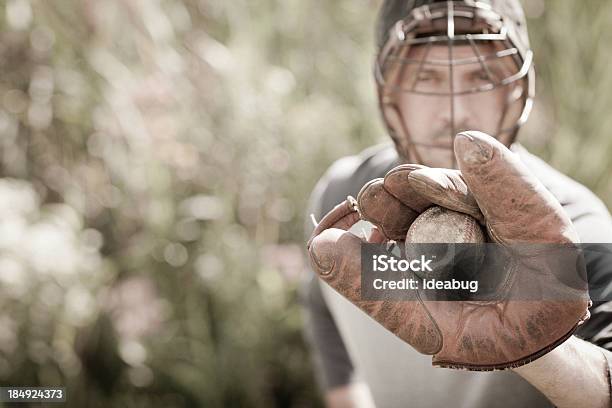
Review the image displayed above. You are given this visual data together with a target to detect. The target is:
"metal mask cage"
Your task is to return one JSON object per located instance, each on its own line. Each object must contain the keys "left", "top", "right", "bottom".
{"left": 375, "top": 1, "right": 535, "bottom": 166}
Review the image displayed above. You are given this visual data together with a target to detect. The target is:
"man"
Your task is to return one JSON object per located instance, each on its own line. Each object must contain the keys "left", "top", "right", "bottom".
{"left": 302, "top": 1, "right": 612, "bottom": 407}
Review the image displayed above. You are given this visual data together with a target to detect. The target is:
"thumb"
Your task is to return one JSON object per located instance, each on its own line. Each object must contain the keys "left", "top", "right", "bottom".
{"left": 308, "top": 228, "right": 364, "bottom": 303}
{"left": 453, "top": 131, "right": 577, "bottom": 244}
{"left": 406, "top": 167, "right": 484, "bottom": 223}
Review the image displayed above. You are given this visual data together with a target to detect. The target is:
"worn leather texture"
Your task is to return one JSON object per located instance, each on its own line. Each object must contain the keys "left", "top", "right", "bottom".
{"left": 307, "top": 131, "right": 591, "bottom": 370}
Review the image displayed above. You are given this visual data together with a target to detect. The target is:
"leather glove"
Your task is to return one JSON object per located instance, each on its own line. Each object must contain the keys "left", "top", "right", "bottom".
{"left": 307, "top": 131, "right": 591, "bottom": 370}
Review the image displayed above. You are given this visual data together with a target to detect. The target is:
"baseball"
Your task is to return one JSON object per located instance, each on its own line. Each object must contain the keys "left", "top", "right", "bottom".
{"left": 405, "top": 206, "right": 485, "bottom": 280}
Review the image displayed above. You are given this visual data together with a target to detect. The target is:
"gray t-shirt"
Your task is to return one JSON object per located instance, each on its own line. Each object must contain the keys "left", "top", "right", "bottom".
{"left": 302, "top": 142, "right": 612, "bottom": 408}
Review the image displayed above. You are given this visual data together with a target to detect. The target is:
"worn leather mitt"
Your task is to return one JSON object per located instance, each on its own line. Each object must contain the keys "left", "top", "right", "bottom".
{"left": 307, "top": 131, "right": 591, "bottom": 370}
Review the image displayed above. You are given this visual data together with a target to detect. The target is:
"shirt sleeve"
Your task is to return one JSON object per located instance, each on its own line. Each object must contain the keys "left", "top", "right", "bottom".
{"left": 564, "top": 188, "right": 612, "bottom": 346}
{"left": 601, "top": 348, "right": 612, "bottom": 407}
{"left": 573, "top": 239, "right": 612, "bottom": 404}
{"left": 301, "top": 274, "right": 356, "bottom": 390}
{"left": 300, "top": 162, "right": 357, "bottom": 391}
{"left": 574, "top": 245, "right": 612, "bottom": 346}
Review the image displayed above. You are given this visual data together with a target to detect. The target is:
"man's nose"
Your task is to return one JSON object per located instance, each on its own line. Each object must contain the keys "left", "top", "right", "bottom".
{"left": 450, "top": 95, "right": 472, "bottom": 129}
{"left": 441, "top": 92, "right": 472, "bottom": 131}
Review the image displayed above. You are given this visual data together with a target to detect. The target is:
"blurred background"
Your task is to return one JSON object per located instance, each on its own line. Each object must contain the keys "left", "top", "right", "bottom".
{"left": 0, "top": 0, "right": 610, "bottom": 407}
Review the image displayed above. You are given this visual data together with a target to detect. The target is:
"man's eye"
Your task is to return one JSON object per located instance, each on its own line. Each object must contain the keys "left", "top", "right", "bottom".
{"left": 417, "top": 71, "right": 436, "bottom": 81}
{"left": 473, "top": 70, "right": 491, "bottom": 81}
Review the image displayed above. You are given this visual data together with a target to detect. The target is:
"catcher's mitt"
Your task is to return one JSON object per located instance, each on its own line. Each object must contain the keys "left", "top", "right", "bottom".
{"left": 307, "top": 131, "right": 591, "bottom": 370}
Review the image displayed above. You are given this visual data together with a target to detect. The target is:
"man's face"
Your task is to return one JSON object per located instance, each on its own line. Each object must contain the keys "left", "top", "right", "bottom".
{"left": 386, "top": 42, "right": 521, "bottom": 168}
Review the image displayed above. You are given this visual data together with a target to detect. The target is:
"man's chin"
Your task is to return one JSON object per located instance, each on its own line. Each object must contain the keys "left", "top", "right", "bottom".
{"left": 398, "top": 147, "right": 459, "bottom": 169}
{"left": 424, "top": 157, "right": 460, "bottom": 169}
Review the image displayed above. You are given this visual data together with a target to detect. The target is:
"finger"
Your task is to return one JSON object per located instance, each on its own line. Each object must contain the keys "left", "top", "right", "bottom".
{"left": 357, "top": 178, "right": 419, "bottom": 240}
{"left": 383, "top": 164, "right": 433, "bottom": 213}
{"left": 407, "top": 168, "right": 484, "bottom": 223}
{"left": 309, "top": 227, "right": 443, "bottom": 355}
{"left": 367, "top": 226, "right": 386, "bottom": 244}
{"left": 308, "top": 228, "right": 364, "bottom": 302}
{"left": 453, "top": 131, "right": 578, "bottom": 244}
{"left": 307, "top": 198, "right": 360, "bottom": 249}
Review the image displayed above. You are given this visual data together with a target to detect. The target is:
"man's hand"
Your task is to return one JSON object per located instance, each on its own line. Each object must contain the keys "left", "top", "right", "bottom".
{"left": 306, "top": 131, "right": 591, "bottom": 370}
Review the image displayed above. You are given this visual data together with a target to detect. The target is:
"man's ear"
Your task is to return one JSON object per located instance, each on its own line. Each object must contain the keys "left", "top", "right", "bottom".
{"left": 382, "top": 102, "right": 418, "bottom": 163}
{"left": 497, "top": 80, "right": 528, "bottom": 146}
{"left": 377, "top": 43, "right": 415, "bottom": 155}
{"left": 381, "top": 101, "right": 402, "bottom": 143}
{"left": 377, "top": 44, "right": 432, "bottom": 164}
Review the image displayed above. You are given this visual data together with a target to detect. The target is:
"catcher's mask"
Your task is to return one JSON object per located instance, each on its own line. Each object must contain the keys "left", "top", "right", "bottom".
{"left": 375, "top": 0, "right": 535, "bottom": 167}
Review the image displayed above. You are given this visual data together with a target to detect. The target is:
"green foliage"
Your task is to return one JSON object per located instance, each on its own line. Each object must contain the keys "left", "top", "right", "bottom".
{"left": 0, "top": 0, "right": 610, "bottom": 407}
{"left": 522, "top": 0, "right": 612, "bottom": 204}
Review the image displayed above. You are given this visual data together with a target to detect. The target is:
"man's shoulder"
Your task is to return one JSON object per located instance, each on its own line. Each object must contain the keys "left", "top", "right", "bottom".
{"left": 308, "top": 143, "right": 399, "bottom": 219}
{"left": 514, "top": 144, "right": 612, "bottom": 242}
{"left": 325, "top": 142, "right": 398, "bottom": 184}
